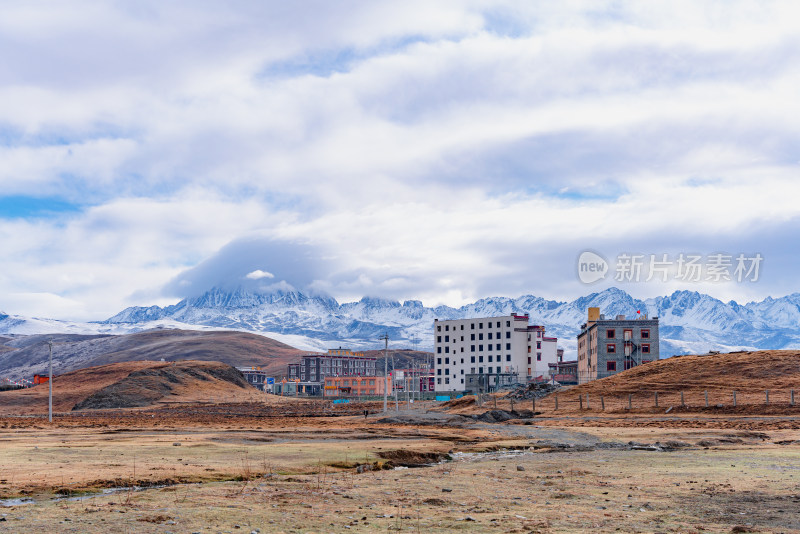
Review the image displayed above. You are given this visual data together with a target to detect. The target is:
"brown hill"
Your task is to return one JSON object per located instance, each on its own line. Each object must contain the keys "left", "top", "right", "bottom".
{"left": 544, "top": 350, "right": 800, "bottom": 412}
{"left": 0, "top": 329, "right": 307, "bottom": 381}
{"left": 570, "top": 350, "right": 800, "bottom": 394}
{"left": 363, "top": 349, "right": 434, "bottom": 371}
{"left": 0, "top": 360, "right": 263, "bottom": 415}
{"left": 82, "top": 330, "right": 307, "bottom": 377}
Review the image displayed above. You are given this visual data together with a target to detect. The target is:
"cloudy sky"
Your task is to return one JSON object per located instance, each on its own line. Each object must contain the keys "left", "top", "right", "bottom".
{"left": 1, "top": 0, "right": 799, "bottom": 321}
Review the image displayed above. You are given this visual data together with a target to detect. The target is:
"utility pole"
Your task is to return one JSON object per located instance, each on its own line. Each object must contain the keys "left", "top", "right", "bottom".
{"left": 392, "top": 352, "right": 398, "bottom": 411}
{"left": 381, "top": 334, "right": 389, "bottom": 413}
{"left": 47, "top": 340, "right": 53, "bottom": 423}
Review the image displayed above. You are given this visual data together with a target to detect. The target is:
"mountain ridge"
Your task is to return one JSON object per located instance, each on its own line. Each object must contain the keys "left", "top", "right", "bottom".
{"left": 4, "top": 286, "right": 800, "bottom": 357}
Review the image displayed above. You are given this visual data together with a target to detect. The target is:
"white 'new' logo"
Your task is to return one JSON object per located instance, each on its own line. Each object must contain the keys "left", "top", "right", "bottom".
{"left": 577, "top": 251, "right": 608, "bottom": 284}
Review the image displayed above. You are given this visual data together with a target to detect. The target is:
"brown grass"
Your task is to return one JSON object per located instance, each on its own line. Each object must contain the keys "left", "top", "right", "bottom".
{"left": 0, "top": 360, "right": 265, "bottom": 414}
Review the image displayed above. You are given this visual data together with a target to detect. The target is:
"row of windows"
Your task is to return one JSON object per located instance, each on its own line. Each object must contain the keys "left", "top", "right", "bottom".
{"left": 436, "top": 343, "right": 513, "bottom": 353}
{"left": 437, "top": 331, "right": 513, "bottom": 343}
{"left": 606, "top": 328, "right": 651, "bottom": 339}
{"left": 437, "top": 320, "right": 513, "bottom": 332}
{"left": 437, "top": 355, "right": 513, "bottom": 365}
{"left": 441, "top": 366, "right": 502, "bottom": 375}
{"left": 334, "top": 379, "right": 378, "bottom": 386}
{"left": 605, "top": 359, "right": 653, "bottom": 371}
{"left": 606, "top": 343, "right": 651, "bottom": 354}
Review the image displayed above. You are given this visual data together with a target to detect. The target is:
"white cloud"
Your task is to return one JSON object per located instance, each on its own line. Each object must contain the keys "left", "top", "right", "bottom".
{"left": 245, "top": 270, "right": 275, "bottom": 280}
{"left": 1, "top": 1, "right": 800, "bottom": 319}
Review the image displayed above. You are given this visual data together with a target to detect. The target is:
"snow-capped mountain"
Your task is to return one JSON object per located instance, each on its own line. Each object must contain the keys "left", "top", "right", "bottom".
{"left": 5, "top": 287, "right": 800, "bottom": 357}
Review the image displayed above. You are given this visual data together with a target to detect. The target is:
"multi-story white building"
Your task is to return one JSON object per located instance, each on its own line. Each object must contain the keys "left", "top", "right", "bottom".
{"left": 433, "top": 313, "right": 558, "bottom": 393}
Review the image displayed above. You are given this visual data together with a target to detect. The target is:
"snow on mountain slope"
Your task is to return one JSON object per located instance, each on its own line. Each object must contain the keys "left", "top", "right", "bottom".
{"left": 0, "top": 312, "right": 327, "bottom": 352}
{"left": 7, "top": 286, "right": 800, "bottom": 357}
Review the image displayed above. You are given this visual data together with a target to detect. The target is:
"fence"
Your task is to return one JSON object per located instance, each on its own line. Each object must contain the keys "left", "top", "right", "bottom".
{"left": 536, "top": 388, "right": 799, "bottom": 413}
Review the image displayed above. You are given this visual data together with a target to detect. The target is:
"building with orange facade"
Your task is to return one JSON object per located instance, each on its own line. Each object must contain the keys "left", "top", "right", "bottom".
{"left": 323, "top": 375, "right": 391, "bottom": 397}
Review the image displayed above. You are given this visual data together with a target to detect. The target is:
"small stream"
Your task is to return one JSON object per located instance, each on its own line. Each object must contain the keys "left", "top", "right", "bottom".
{"left": 0, "top": 484, "right": 172, "bottom": 508}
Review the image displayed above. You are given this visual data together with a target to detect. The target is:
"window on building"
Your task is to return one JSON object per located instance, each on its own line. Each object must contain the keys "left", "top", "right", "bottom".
{"left": 479, "top": 356, "right": 484, "bottom": 363}
{"left": 527, "top": 367, "right": 531, "bottom": 375}
{"left": 471, "top": 345, "right": 475, "bottom": 352}
{"left": 641, "top": 329, "right": 650, "bottom": 339}
{"left": 506, "top": 331, "right": 510, "bottom": 339}
{"left": 479, "top": 345, "right": 484, "bottom": 351}
{"left": 444, "top": 335, "right": 449, "bottom": 342}
{"left": 437, "top": 369, "right": 441, "bottom": 375}
{"left": 496, "top": 366, "right": 501, "bottom": 373}
{"left": 496, "top": 344, "right": 501, "bottom": 351}
{"left": 506, "top": 321, "right": 510, "bottom": 327}
{"left": 470, "top": 356, "right": 475, "bottom": 363}
{"left": 527, "top": 357, "right": 531, "bottom": 364}
{"left": 445, "top": 378, "right": 449, "bottom": 384}
{"left": 445, "top": 358, "right": 449, "bottom": 364}
{"left": 445, "top": 368, "right": 449, "bottom": 375}
{"left": 437, "top": 335, "right": 441, "bottom": 342}
{"left": 478, "top": 367, "right": 483, "bottom": 374}
{"left": 460, "top": 358, "right": 464, "bottom": 364}
{"left": 624, "top": 360, "right": 635, "bottom": 370}
{"left": 437, "top": 378, "right": 441, "bottom": 384}
{"left": 460, "top": 336, "right": 464, "bottom": 341}
{"left": 471, "top": 323, "right": 475, "bottom": 329}
{"left": 445, "top": 346, "right": 449, "bottom": 353}
{"left": 607, "top": 361, "right": 617, "bottom": 372}
{"left": 537, "top": 353, "right": 542, "bottom": 361}
{"left": 607, "top": 344, "right": 616, "bottom": 353}
{"left": 445, "top": 325, "right": 449, "bottom": 331}
{"left": 437, "top": 325, "right": 441, "bottom": 332}
{"left": 528, "top": 346, "right": 531, "bottom": 353}
{"left": 488, "top": 355, "right": 493, "bottom": 362}
{"left": 479, "top": 322, "right": 483, "bottom": 329}
{"left": 437, "top": 347, "right": 441, "bottom": 353}
{"left": 461, "top": 347, "right": 464, "bottom": 352}
{"left": 607, "top": 329, "right": 615, "bottom": 338}
{"left": 506, "top": 355, "right": 511, "bottom": 362}
{"left": 471, "top": 333, "right": 475, "bottom": 340}
{"left": 437, "top": 357, "right": 441, "bottom": 364}
{"left": 537, "top": 341, "right": 541, "bottom": 349}
{"left": 460, "top": 324, "right": 464, "bottom": 330}
{"left": 641, "top": 344, "right": 651, "bottom": 353}
{"left": 478, "top": 333, "right": 483, "bottom": 340}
